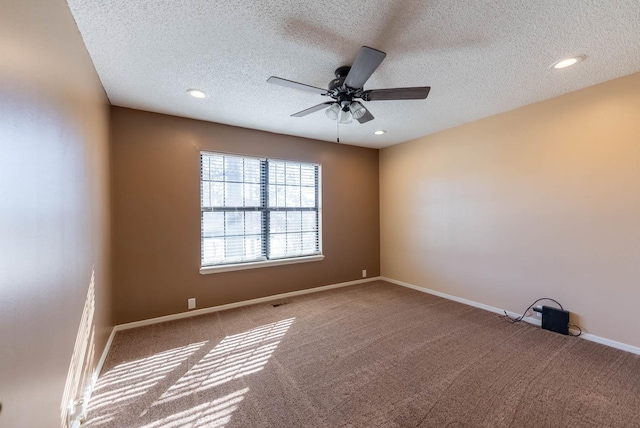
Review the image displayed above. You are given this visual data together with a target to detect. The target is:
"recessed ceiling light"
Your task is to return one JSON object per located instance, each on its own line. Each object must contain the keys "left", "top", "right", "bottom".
{"left": 188, "top": 89, "right": 206, "bottom": 99}
{"left": 374, "top": 130, "right": 386, "bottom": 135}
{"left": 552, "top": 55, "right": 586, "bottom": 69}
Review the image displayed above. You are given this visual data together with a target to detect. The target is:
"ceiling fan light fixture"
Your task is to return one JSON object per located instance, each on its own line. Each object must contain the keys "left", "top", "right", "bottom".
{"left": 339, "top": 109, "right": 353, "bottom": 124}
{"left": 187, "top": 89, "right": 206, "bottom": 98}
{"left": 552, "top": 55, "right": 586, "bottom": 69}
{"left": 325, "top": 103, "right": 340, "bottom": 120}
{"left": 349, "top": 102, "right": 366, "bottom": 120}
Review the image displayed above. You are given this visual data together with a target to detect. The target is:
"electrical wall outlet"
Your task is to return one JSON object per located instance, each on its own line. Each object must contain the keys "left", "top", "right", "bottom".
{"left": 188, "top": 298, "right": 196, "bottom": 310}
{"left": 535, "top": 305, "right": 543, "bottom": 317}
{"left": 362, "top": 269, "right": 367, "bottom": 278}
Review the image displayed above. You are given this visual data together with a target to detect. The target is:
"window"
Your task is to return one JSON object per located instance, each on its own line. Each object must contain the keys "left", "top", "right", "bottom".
{"left": 200, "top": 152, "right": 322, "bottom": 273}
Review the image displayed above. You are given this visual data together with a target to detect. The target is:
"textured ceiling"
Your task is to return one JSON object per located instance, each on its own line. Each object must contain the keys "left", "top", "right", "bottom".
{"left": 67, "top": 0, "right": 640, "bottom": 148}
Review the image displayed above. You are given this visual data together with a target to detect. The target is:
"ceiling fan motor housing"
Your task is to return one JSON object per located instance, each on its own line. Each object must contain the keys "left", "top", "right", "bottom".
{"left": 334, "top": 66, "right": 351, "bottom": 78}
{"left": 328, "top": 66, "right": 351, "bottom": 92}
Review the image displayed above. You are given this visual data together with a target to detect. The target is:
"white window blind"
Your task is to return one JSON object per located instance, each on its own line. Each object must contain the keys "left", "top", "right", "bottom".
{"left": 201, "top": 152, "right": 321, "bottom": 268}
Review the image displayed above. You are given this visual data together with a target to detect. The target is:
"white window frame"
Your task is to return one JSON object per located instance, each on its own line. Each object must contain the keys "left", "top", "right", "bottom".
{"left": 199, "top": 151, "right": 323, "bottom": 274}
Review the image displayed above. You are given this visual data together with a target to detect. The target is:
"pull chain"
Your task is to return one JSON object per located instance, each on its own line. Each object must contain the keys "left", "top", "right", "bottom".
{"left": 336, "top": 115, "right": 340, "bottom": 143}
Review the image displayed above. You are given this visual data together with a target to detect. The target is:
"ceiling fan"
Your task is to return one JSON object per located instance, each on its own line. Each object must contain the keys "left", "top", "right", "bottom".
{"left": 267, "top": 46, "right": 431, "bottom": 129}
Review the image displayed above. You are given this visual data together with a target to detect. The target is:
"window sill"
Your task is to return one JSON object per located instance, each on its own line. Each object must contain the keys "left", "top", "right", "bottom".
{"left": 200, "top": 254, "right": 325, "bottom": 275}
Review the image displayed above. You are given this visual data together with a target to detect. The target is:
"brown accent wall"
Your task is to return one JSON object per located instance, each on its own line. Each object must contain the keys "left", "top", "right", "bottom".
{"left": 111, "top": 107, "right": 380, "bottom": 324}
{"left": 380, "top": 72, "right": 640, "bottom": 349}
{"left": 0, "top": 0, "right": 112, "bottom": 427}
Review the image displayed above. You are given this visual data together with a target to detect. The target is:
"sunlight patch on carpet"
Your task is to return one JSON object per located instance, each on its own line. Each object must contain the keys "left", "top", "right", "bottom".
{"left": 140, "top": 388, "right": 250, "bottom": 428}
{"left": 152, "top": 317, "right": 295, "bottom": 406}
{"left": 84, "top": 341, "right": 207, "bottom": 426}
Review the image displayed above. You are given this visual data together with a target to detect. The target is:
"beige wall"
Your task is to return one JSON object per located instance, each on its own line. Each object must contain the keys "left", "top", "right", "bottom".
{"left": 111, "top": 107, "right": 380, "bottom": 324}
{"left": 381, "top": 72, "right": 640, "bottom": 349}
{"left": 0, "top": 0, "right": 112, "bottom": 427}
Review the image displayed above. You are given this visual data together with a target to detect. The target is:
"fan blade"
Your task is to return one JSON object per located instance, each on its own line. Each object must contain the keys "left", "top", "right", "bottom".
{"left": 267, "top": 76, "right": 328, "bottom": 95}
{"left": 344, "top": 46, "right": 386, "bottom": 89}
{"left": 357, "top": 107, "right": 375, "bottom": 124}
{"left": 291, "top": 102, "right": 334, "bottom": 117}
{"left": 363, "top": 87, "right": 430, "bottom": 101}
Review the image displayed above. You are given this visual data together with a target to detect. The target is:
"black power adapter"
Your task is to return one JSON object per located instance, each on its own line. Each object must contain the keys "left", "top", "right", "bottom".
{"left": 533, "top": 305, "right": 570, "bottom": 335}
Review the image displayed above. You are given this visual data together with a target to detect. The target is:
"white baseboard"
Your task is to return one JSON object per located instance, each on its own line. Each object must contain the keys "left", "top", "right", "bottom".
{"left": 577, "top": 332, "right": 640, "bottom": 355}
{"left": 95, "top": 327, "right": 116, "bottom": 378}
{"left": 381, "top": 277, "right": 640, "bottom": 356}
{"left": 116, "top": 276, "right": 382, "bottom": 331}
{"left": 77, "top": 326, "right": 116, "bottom": 423}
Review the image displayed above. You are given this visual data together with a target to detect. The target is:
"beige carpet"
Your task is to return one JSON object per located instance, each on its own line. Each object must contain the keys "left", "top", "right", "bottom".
{"left": 86, "top": 280, "right": 640, "bottom": 427}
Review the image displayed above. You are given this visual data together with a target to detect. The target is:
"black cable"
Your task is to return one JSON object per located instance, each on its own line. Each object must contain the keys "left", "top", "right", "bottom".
{"left": 502, "top": 297, "right": 564, "bottom": 323}
{"left": 569, "top": 324, "right": 583, "bottom": 337}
